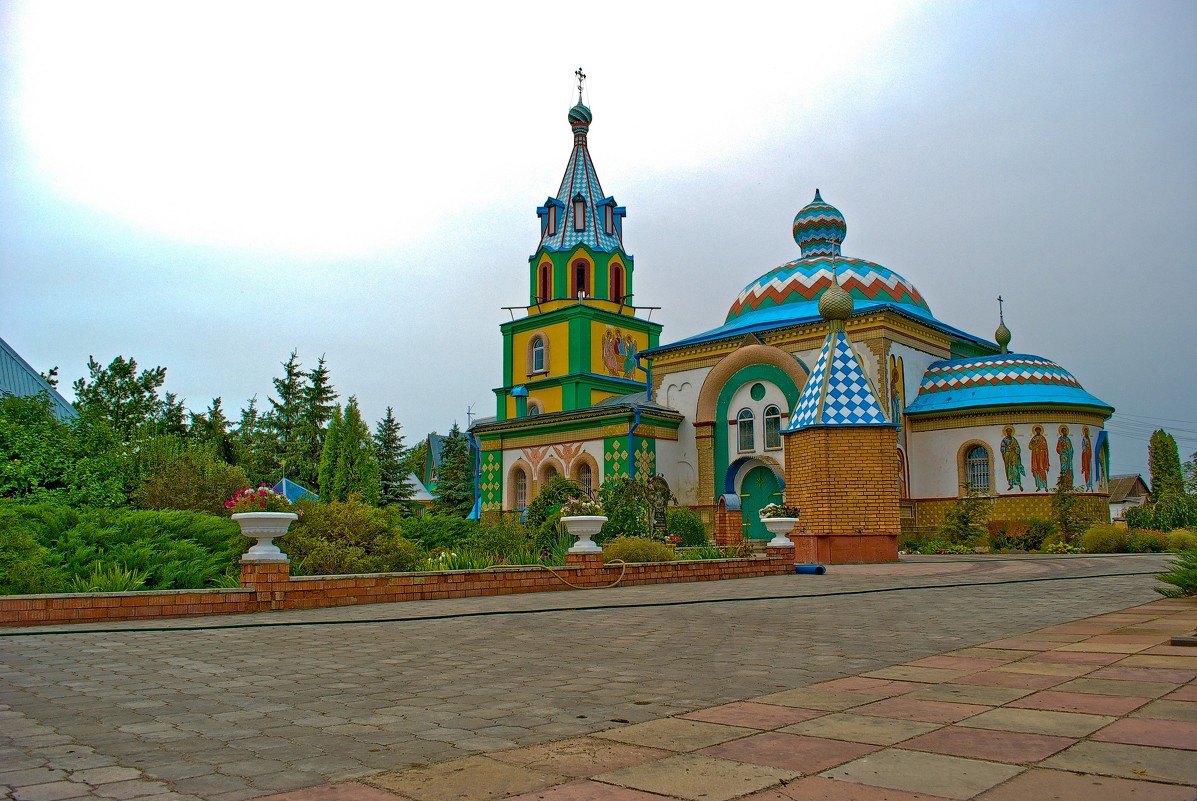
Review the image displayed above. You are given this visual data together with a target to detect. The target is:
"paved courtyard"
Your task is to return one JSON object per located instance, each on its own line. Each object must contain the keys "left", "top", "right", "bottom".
{"left": 0, "top": 554, "right": 1190, "bottom": 800}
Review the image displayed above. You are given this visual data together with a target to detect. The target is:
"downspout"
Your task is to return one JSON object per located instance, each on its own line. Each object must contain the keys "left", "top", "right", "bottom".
{"left": 466, "top": 429, "right": 482, "bottom": 520}
{"left": 628, "top": 407, "right": 641, "bottom": 480}
{"left": 635, "top": 353, "right": 653, "bottom": 402}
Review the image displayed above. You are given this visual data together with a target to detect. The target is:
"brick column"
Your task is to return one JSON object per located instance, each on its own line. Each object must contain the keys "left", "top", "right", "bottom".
{"left": 714, "top": 497, "right": 744, "bottom": 547}
{"left": 240, "top": 560, "right": 290, "bottom": 611}
{"left": 765, "top": 544, "right": 796, "bottom": 566}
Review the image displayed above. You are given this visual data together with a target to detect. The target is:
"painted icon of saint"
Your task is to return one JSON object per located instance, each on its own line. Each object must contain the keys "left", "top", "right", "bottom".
{"left": 1081, "top": 425, "right": 1093, "bottom": 489}
{"left": 1056, "top": 424, "right": 1074, "bottom": 488}
{"left": 1000, "top": 425, "right": 1025, "bottom": 491}
{"left": 1029, "top": 425, "right": 1050, "bottom": 491}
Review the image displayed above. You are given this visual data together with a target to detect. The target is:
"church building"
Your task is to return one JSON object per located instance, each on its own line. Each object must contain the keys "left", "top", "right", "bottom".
{"left": 470, "top": 81, "right": 1113, "bottom": 562}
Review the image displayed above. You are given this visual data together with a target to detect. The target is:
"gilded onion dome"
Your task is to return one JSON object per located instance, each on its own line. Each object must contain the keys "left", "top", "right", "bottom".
{"left": 818, "top": 273, "right": 854, "bottom": 322}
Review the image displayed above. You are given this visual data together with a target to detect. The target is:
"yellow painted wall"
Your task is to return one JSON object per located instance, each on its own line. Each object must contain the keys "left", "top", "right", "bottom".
{"left": 590, "top": 389, "right": 621, "bottom": 405}
{"left": 506, "top": 385, "right": 564, "bottom": 417}
{"left": 591, "top": 321, "right": 650, "bottom": 378}
{"left": 512, "top": 321, "right": 570, "bottom": 383}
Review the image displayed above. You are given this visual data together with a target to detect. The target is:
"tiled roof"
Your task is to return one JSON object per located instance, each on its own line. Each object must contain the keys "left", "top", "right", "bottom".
{"left": 905, "top": 354, "right": 1113, "bottom": 416}
{"left": 536, "top": 104, "right": 624, "bottom": 254}
{"left": 0, "top": 336, "right": 76, "bottom": 421}
{"left": 1107, "top": 474, "right": 1148, "bottom": 504}
{"left": 787, "top": 331, "right": 891, "bottom": 431}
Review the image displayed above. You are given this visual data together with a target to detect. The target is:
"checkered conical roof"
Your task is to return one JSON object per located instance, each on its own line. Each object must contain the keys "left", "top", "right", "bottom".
{"left": 787, "top": 331, "right": 891, "bottom": 431}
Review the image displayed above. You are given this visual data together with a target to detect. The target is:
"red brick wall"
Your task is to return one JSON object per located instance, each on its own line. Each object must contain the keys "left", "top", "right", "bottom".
{"left": 0, "top": 549, "right": 797, "bottom": 628}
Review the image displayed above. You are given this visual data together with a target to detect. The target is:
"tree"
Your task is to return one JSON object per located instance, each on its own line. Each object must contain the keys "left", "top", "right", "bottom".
{"left": 1051, "top": 478, "right": 1086, "bottom": 543}
{"left": 72, "top": 355, "right": 169, "bottom": 442}
{"left": 133, "top": 440, "right": 248, "bottom": 516}
{"left": 265, "top": 351, "right": 308, "bottom": 484}
{"left": 940, "top": 482, "right": 992, "bottom": 545}
{"left": 430, "top": 423, "right": 473, "bottom": 517}
{"left": 374, "top": 406, "right": 413, "bottom": 509}
{"left": 1185, "top": 451, "right": 1197, "bottom": 495}
{"left": 232, "top": 396, "right": 271, "bottom": 486}
{"left": 296, "top": 355, "right": 338, "bottom": 489}
{"left": 1148, "top": 429, "right": 1184, "bottom": 502}
{"left": 0, "top": 393, "right": 74, "bottom": 500}
{"left": 317, "top": 398, "right": 381, "bottom": 505}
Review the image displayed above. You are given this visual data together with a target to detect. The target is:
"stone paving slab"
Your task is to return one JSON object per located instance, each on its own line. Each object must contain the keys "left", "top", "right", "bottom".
{"left": 1, "top": 554, "right": 1191, "bottom": 801}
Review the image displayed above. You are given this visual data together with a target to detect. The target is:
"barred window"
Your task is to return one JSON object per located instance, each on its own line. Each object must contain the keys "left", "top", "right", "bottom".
{"left": 966, "top": 445, "right": 991, "bottom": 492}
{"left": 577, "top": 463, "right": 593, "bottom": 494}
{"left": 513, "top": 470, "right": 528, "bottom": 509}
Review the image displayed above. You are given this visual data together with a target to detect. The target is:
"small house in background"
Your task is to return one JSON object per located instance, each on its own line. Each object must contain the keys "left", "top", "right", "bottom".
{"left": 0, "top": 335, "right": 76, "bottom": 421}
{"left": 1108, "top": 474, "right": 1150, "bottom": 525}
{"left": 273, "top": 477, "right": 319, "bottom": 503}
{"left": 405, "top": 472, "right": 434, "bottom": 513}
{"left": 419, "top": 433, "right": 448, "bottom": 495}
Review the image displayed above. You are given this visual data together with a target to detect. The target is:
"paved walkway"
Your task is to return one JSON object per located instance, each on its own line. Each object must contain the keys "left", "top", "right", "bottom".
{"left": 0, "top": 554, "right": 1191, "bottom": 800}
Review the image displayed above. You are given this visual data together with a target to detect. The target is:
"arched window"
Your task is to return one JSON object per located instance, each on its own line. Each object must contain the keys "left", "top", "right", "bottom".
{"left": 965, "top": 445, "right": 991, "bottom": 492}
{"left": 513, "top": 469, "right": 528, "bottom": 509}
{"left": 573, "top": 194, "right": 586, "bottom": 231}
{"left": 538, "top": 263, "right": 551, "bottom": 302}
{"left": 531, "top": 337, "right": 545, "bottom": 373}
{"left": 577, "top": 462, "right": 593, "bottom": 494}
{"left": 572, "top": 260, "right": 589, "bottom": 298}
{"left": 737, "top": 408, "right": 755, "bottom": 453}
{"left": 610, "top": 264, "right": 625, "bottom": 303}
{"left": 764, "top": 405, "right": 782, "bottom": 449}
{"left": 604, "top": 205, "right": 614, "bottom": 234}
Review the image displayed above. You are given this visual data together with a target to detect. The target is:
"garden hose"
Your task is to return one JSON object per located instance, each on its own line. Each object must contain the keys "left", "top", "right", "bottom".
{"left": 484, "top": 558, "right": 629, "bottom": 590}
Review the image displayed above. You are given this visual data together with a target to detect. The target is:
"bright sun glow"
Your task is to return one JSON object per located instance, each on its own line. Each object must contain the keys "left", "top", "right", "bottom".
{"left": 14, "top": 1, "right": 921, "bottom": 259}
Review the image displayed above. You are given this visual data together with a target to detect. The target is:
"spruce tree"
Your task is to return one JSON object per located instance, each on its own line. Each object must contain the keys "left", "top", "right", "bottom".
{"left": 1149, "top": 429, "right": 1184, "bottom": 502}
{"left": 431, "top": 423, "right": 474, "bottom": 517}
{"left": 317, "top": 404, "right": 344, "bottom": 499}
{"left": 233, "top": 396, "right": 270, "bottom": 485}
{"left": 296, "top": 355, "right": 337, "bottom": 488}
{"left": 374, "top": 406, "right": 413, "bottom": 509}
{"left": 266, "top": 351, "right": 308, "bottom": 485}
{"left": 73, "top": 355, "right": 169, "bottom": 442}
{"left": 318, "top": 398, "right": 380, "bottom": 505}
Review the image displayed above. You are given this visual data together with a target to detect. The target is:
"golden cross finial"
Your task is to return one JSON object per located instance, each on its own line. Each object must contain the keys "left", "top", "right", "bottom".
{"left": 575, "top": 67, "right": 586, "bottom": 100}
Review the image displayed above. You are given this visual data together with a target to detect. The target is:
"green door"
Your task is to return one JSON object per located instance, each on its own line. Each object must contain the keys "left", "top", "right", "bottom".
{"left": 740, "top": 466, "right": 783, "bottom": 541}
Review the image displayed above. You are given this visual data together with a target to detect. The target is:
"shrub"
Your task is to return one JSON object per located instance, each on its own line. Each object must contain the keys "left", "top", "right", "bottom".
{"left": 666, "top": 507, "right": 708, "bottom": 547}
{"left": 1051, "top": 482, "right": 1087, "bottom": 543}
{"left": 1043, "top": 540, "right": 1082, "bottom": 554}
{"left": 524, "top": 476, "right": 583, "bottom": 531}
{"left": 280, "top": 497, "right": 425, "bottom": 575}
{"left": 1127, "top": 530, "right": 1168, "bottom": 553}
{"left": 371, "top": 533, "right": 426, "bottom": 572}
{"left": 1156, "top": 548, "right": 1197, "bottom": 597}
{"left": 1079, "top": 524, "right": 1129, "bottom": 554}
{"left": 296, "top": 540, "right": 375, "bottom": 575}
{"left": 135, "top": 444, "right": 248, "bottom": 516}
{"left": 462, "top": 515, "right": 533, "bottom": 559}
{"left": 1166, "top": 530, "right": 1197, "bottom": 552}
{"left": 598, "top": 476, "right": 673, "bottom": 542}
{"left": 1125, "top": 495, "right": 1197, "bottom": 531}
{"left": 0, "top": 525, "right": 63, "bottom": 594}
{"left": 602, "top": 536, "right": 677, "bottom": 563}
{"left": 66, "top": 562, "right": 148, "bottom": 593}
{"left": 939, "top": 484, "right": 991, "bottom": 545}
{"left": 1026, "top": 519, "right": 1057, "bottom": 550}
{"left": 398, "top": 514, "right": 477, "bottom": 551}
{"left": 987, "top": 520, "right": 1033, "bottom": 551}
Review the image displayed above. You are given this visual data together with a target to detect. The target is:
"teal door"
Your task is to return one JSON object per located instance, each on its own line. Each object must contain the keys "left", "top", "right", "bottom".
{"left": 740, "top": 466, "right": 783, "bottom": 541}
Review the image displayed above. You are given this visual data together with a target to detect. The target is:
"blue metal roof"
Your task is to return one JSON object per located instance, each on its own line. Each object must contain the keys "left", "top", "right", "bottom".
{"left": 273, "top": 477, "right": 319, "bottom": 503}
{"left": 0, "top": 336, "right": 76, "bottom": 421}
{"left": 905, "top": 353, "right": 1113, "bottom": 416}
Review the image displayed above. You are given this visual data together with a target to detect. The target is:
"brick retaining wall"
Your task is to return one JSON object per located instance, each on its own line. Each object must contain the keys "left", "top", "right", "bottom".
{"left": 0, "top": 548, "right": 796, "bottom": 628}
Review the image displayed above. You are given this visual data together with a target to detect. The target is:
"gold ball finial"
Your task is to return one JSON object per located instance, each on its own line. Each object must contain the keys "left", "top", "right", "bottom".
{"left": 819, "top": 273, "right": 854, "bottom": 323}
{"left": 995, "top": 294, "right": 1011, "bottom": 353}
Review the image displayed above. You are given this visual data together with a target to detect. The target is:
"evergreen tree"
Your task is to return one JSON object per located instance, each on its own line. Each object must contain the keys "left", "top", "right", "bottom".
{"left": 232, "top": 396, "right": 270, "bottom": 485}
{"left": 1185, "top": 451, "right": 1197, "bottom": 495}
{"left": 72, "top": 355, "right": 169, "bottom": 442}
{"left": 1149, "top": 429, "right": 1184, "bottom": 502}
{"left": 156, "top": 392, "right": 188, "bottom": 438}
{"left": 296, "top": 355, "right": 337, "bottom": 489}
{"left": 374, "top": 406, "right": 413, "bottom": 509}
{"left": 431, "top": 423, "right": 474, "bottom": 517}
{"left": 265, "top": 351, "right": 308, "bottom": 485}
{"left": 199, "top": 397, "right": 233, "bottom": 463}
{"left": 318, "top": 398, "right": 380, "bottom": 505}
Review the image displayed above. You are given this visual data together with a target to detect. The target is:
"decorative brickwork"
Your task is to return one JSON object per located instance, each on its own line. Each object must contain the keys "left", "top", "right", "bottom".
{"left": 0, "top": 551, "right": 795, "bottom": 628}
{"left": 912, "top": 493, "right": 1109, "bottom": 528}
{"left": 714, "top": 502, "right": 744, "bottom": 546}
{"left": 783, "top": 426, "right": 900, "bottom": 563}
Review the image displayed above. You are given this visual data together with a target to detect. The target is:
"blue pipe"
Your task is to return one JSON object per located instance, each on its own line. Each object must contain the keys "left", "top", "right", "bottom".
{"left": 794, "top": 564, "right": 827, "bottom": 575}
{"left": 466, "top": 429, "right": 482, "bottom": 520}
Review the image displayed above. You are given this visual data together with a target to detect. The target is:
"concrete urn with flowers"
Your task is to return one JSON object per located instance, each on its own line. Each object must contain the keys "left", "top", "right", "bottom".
{"left": 758, "top": 503, "right": 799, "bottom": 549}
{"left": 226, "top": 485, "right": 299, "bottom": 562}
{"left": 560, "top": 495, "right": 606, "bottom": 554}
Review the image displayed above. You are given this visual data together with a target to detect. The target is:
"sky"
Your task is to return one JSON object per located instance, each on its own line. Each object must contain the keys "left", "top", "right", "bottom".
{"left": 2, "top": 0, "right": 1195, "bottom": 478}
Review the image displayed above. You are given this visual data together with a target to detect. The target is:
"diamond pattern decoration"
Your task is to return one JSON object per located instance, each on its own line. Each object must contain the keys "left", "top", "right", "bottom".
{"left": 787, "top": 331, "right": 890, "bottom": 431}
{"left": 919, "top": 356, "right": 1082, "bottom": 393}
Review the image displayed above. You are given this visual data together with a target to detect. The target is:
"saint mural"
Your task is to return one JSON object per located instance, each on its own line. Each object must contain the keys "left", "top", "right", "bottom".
{"left": 1057, "top": 424, "right": 1074, "bottom": 488}
{"left": 1029, "top": 425, "right": 1051, "bottom": 491}
{"left": 1081, "top": 425, "right": 1093, "bottom": 489}
{"left": 602, "top": 326, "right": 638, "bottom": 379}
{"left": 1000, "top": 425, "right": 1025, "bottom": 491}
{"left": 888, "top": 354, "right": 904, "bottom": 429}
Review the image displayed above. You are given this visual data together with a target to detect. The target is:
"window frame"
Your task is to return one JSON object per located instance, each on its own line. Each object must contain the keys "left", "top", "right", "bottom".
{"left": 737, "top": 408, "right": 755, "bottom": 453}
{"left": 764, "top": 404, "right": 782, "bottom": 450}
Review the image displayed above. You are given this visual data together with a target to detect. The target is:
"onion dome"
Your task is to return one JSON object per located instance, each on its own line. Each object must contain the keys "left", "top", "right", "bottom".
{"left": 905, "top": 354, "right": 1114, "bottom": 416}
{"left": 818, "top": 273, "right": 854, "bottom": 323}
{"left": 995, "top": 318, "right": 1012, "bottom": 353}
{"left": 792, "top": 190, "right": 846, "bottom": 257}
{"left": 568, "top": 101, "right": 592, "bottom": 135}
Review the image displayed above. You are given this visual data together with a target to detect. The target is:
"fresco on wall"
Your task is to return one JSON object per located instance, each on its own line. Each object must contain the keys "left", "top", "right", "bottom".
{"left": 888, "top": 354, "right": 905, "bottom": 429}
{"left": 602, "top": 327, "right": 638, "bottom": 379}
{"left": 1081, "top": 426, "right": 1093, "bottom": 489}
{"left": 1096, "top": 432, "right": 1110, "bottom": 491}
{"left": 1000, "top": 425, "right": 1026, "bottom": 491}
{"left": 1030, "top": 425, "right": 1051, "bottom": 491}
{"left": 1057, "top": 424, "right": 1074, "bottom": 488}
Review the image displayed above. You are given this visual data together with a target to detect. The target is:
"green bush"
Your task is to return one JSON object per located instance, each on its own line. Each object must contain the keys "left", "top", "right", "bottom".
{"left": 398, "top": 514, "right": 477, "bottom": 551}
{"left": 1166, "top": 529, "right": 1197, "bottom": 552}
{"left": 66, "top": 562, "right": 147, "bottom": 593}
{"left": 281, "top": 497, "right": 425, "bottom": 575}
{"left": 462, "top": 515, "right": 533, "bottom": 558}
{"left": 1080, "top": 524, "right": 1129, "bottom": 554}
{"left": 1026, "top": 519, "right": 1057, "bottom": 550}
{"left": 0, "top": 525, "right": 63, "bottom": 594}
{"left": 296, "top": 540, "right": 375, "bottom": 575}
{"left": 598, "top": 476, "right": 673, "bottom": 542}
{"left": 1156, "top": 548, "right": 1197, "bottom": 597}
{"left": 666, "top": 507, "right": 708, "bottom": 546}
{"left": 1127, "top": 530, "right": 1168, "bottom": 553}
{"left": 1126, "top": 495, "right": 1197, "bottom": 531}
{"left": 133, "top": 439, "right": 248, "bottom": 516}
{"left": 602, "top": 536, "right": 677, "bottom": 563}
{"left": 524, "top": 476, "right": 583, "bottom": 530}
{"left": 905, "top": 539, "right": 973, "bottom": 555}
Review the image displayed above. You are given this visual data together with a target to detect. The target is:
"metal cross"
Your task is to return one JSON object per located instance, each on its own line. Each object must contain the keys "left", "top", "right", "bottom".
{"left": 997, "top": 294, "right": 1005, "bottom": 320}
{"left": 575, "top": 67, "right": 586, "bottom": 98}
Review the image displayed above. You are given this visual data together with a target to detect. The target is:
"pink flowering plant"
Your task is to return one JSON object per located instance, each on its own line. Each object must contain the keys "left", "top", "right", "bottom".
{"left": 224, "top": 484, "right": 297, "bottom": 515}
{"left": 560, "top": 495, "right": 603, "bottom": 517}
{"left": 758, "top": 502, "right": 800, "bottom": 520}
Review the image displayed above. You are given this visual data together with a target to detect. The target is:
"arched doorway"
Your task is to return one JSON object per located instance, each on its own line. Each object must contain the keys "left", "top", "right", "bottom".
{"left": 739, "top": 465, "right": 783, "bottom": 541}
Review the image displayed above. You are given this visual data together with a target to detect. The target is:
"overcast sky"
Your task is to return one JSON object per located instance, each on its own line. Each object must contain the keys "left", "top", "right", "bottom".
{"left": 2, "top": 0, "right": 1195, "bottom": 478}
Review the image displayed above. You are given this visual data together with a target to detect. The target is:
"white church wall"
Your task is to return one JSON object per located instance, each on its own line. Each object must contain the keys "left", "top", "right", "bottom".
{"left": 659, "top": 366, "right": 707, "bottom": 506}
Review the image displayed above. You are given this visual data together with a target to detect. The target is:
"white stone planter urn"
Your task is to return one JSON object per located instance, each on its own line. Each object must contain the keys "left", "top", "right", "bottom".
{"left": 761, "top": 517, "right": 799, "bottom": 548}
{"left": 232, "top": 512, "right": 298, "bottom": 562}
{"left": 561, "top": 515, "right": 607, "bottom": 554}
